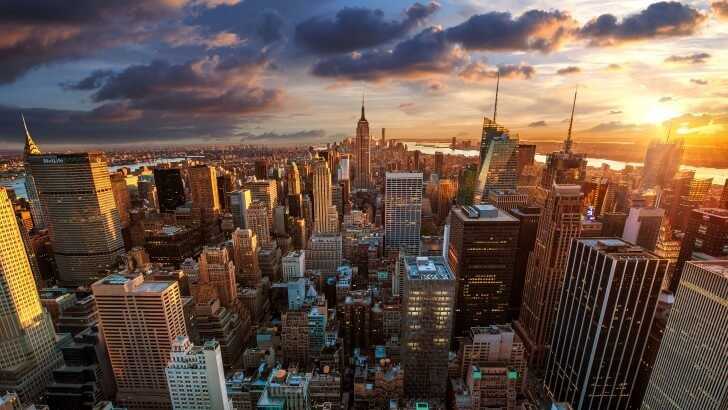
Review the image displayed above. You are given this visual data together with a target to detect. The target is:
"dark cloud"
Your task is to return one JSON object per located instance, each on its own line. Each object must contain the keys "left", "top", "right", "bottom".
{"left": 607, "top": 63, "right": 622, "bottom": 71}
{"left": 310, "top": 27, "right": 465, "bottom": 81}
{"left": 659, "top": 96, "right": 673, "bottom": 102}
{"left": 528, "top": 120, "right": 547, "bottom": 127}
{"left": 73, "top": 50, "right": 280, "bottom": 115}
{"left": 0, "top": 0, "right": 238, "bottom": 84}
{"left": 665, "top": 52, "right": 711, "bottom": 64}
{"left": 445, "top": 9, "right": 577, "bottom": 52}
{"left": 61, "top": 69, "right": 114, "bottom": 90}
{"left": 690, "top": 78, "right": 708, "bottom": 85}
{"left": 295, "top": 2, "right": 439, "bottom": 54}
{"left": 712, "top": 1, "right": 728, "bottom": 20}
{"left": 459, "top": 62, "right": 535, "bottom": 82}
{"left": 257, "top": 9, "right": 286, "bottom": 44}
{"left": 556, "top": 66, "right": 581, "bottom": 75}
{"left": 609, "top": 110, "right": 623, "bottom": 114}
{"left": 580, "top": 2, "right": 705, "bottom": 46}
{"left": 237, "top": 129, "right": 330, "bottom": 143}
{"left": 587, "top": 121, "right": 640, "bottom": 132}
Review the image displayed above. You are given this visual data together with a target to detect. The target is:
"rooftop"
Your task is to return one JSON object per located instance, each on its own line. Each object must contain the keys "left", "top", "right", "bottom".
{"left": 695, "top": 208, "right": 728, "bottom": 219}
{"left": 404, "top": 256, "right": 454, "bottom": 281}
{"left": 689, "top": 260, "right": 728, "bottom": 279}
{"left": 454, "top": 204, "right": 518, "bottom": 222}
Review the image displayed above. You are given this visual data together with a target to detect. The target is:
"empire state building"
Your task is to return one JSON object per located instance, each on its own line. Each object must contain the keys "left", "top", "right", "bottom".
{"left": 354, "top": 102, "right": 371, "bottom": 191}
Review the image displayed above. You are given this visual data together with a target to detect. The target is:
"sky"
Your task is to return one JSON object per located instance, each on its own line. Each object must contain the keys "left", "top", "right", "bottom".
{"left": 0, "top": 0, "right": 726, "bottom": 151}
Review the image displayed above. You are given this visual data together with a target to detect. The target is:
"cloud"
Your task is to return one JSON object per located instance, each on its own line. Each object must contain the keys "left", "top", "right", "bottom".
{"left": 237, "top": 129, "right": 330, "bottom": 143}
{"left": 587, "top": 121, "right": 641, "bottom": 132}
{"left": 458, "top": 61, "right": 535, "bottom": 82}
{"left": 607, "top": 63, "right": 622, "bottom": 71}
{"left": 556, "top": 66, "right": 581, "bottom": 75}
{"left": 70, "top": 50, "right": 280, "bottom": 116}
{"left": 257, "top": 9, "right": 286, "bottom": 44}
{"left": 659, "top": 96, "right": 673, "bottom": 102}
{"left": 445, "top": 9, "right": 577, "bottom": 52}
{"left": 163, "top": 25, "right": 244, "bottom": 49}
{"left": 580, "top": 2, "right": 706, "bottom": 46}
{"left": 61, "top": 69, "right": 114, "bottom": 90}
{"left": 712, "top": 1, "right": 728, "bottom": 20}
{"left": 295, "top": 2, "right": 439, "bottom": 54}
{"left": 528, "top": 120, "right": 547, "bottom": 127}
{"left": 690, "top": 78, "right": 708, "bottom": 85}
{"left": 310, "top": 27, "right": 465, "bottom": 81}
{"left": 609, "top": 109, "right": 623, "bottom": 114}
{"left": 0, "top": 0, "right": 235, "bottom": 84}
{"left": 665, "top": 52, "right": 711, "bottom": 64}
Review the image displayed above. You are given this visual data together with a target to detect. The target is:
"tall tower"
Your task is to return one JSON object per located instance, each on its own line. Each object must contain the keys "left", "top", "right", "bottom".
{"left": 229, "top": 189, "right": 252, "bottom": 229}
{"left": 0, "top": 188, "right": 62, "bottom": 403}
{"left": 153, "top": 168, "right": 186, "bottom": 213}
{"left": 354, "top": 98, "right": 371, "bottom": 191}
{"left": 474, "top": 73, "right": 519, "bottom": 204}
{"left": 21, "top": 115, "right": 46, "bottom": 230}
{"left": 514, "top": 184, "right": 582, "bottom": 368}
{"left": 384, "top": 172, "right": 423, "bottom": 256}
{"left": 92, "top": 273, "right": 186, "bottom": 409}
{"left": 246, "top": 201, "right": 271, "bottom": 246}
{"left": 312, "top": 158, "right": 336, "bottom": 234}
{"left": 544, "top": 238, "right": 669, "bottom": 409}
{"left": 642, "top": 260, "right": 728, "bottom": 409}
{"left": 27, "top": 152, "right": 125, "bottom": 286}
{"left": 232, "top": 228, "right": 261, "bottom": 287}
{"left": 401, "top": 256, "right": 455, "bottom": 399}
{"left": 166, "top": 337, "right": 232, "bottom": 410}
{"left": 188, "top": 165, "right": 220, "bottom": 221}
{"left": 539, "top": 90, "right": 587, "bottom": 191}
{"left": 641, "top": 138, "right": 684, "bottom": 190}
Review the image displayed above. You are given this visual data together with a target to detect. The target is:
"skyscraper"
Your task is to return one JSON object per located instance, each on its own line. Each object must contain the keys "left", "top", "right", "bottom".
{"left": 244, "top": 179, "right": 278, "bottom": 225}
{"left": 641, "top": 138, "right": 684, "bottom": 189}
{"left": 246, "top": 201, "right": 271, "bottom": 246}
{"left": 509, "top": 206, "right": 540, "bottom": 320}
{"left": 188, "top": 165, "right": 220, "bottom": 221}
{"left": 0, "top": 188, "right": 62, "bottom": 403}
{"left": 27, "top": 152, "right": 125, "bottom": 285}
{"left": 515, "top": 184, "right": 582, "bottom": 368}
{"left": 153, "top": 168, "right": 186, "bottom": 213}
{"left": 622, "top": 206, "right": 664, "bottom": 251}
{"left": 92, "top": 273, "right": 186, "bottom": 409}
{"left": 434, "top": 151, "right": 444, "bottom": 177}
{"left": 385, "top": 172, "right": 423, "bottom": 256}
{"left": 229, "top": 189, "right": 252, "bottom": 229}
{"left": 196, "top": 245, "right": 237, "bottom": 308}
{"left": 474, "top": 74, "right": 519, "bottom": 204}
{"left": 21, "top": 115, "right": 46, "bottom": 230}
{"left": 110, "top": 172, "right": 131, "bottom": 228}
{"left": 401, "top": 256, "right": 455, "bottom": 399}
{"left": 544, "top": 238, "right": 669, "bottom": 409}
{"left": 354, "top": 100, "right": 371, "bottom": 191}
{"left": 642, "top": 260, "right": 728, "bottom": 410}
{"left": 306, "top": 233, "right": 342, "bottom": 277}
{"left": 447, "top": 205, "right": 519, "bottom": 336}
{"left": 312, "top": 158, "right": 336, "bottom": 234}
{"left": 166, "top": 337, "right": 232, "bottom": 410}
{"left": 674, "top": 208, "right": 728, "bottom": 291}
{"left": 232, "top": 228, "right": 261, "bottom": 287}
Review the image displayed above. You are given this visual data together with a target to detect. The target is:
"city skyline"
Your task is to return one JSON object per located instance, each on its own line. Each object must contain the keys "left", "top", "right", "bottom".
{"left": 0, "top": 1, "right": 726, "bottom": 158}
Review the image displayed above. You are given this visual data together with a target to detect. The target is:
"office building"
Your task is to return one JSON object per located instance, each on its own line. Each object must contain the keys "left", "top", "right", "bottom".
{"left": 458, "top": 325, "right": 527, "bottom": 393}
{"left": 385, "top": 172, "right": 423, "bottom": 256}
{"left": 188, "top": 165, "right": 220, "bottom": 221}
{"left": 195, "top": 246, "right": 237, "bottom": 308}
{"left": 674, "top": 208, "right": 728, "bottom": 290}
{"left": 515, "top": 184, "right": 582, "bottom": 368}
{"left": 229, "top": 189, "right": 252, "bottom": 229}
{"left": 641, "top": 139, "right": 684, "bottom": 189}
{"left": 245, "top": 179, "right": 278, "bottom": 225}
{"left": 232, "top": 228, "right": 261, "bottom": 287}
{"left": 282, "top": 310, "right": 310, "bottom": 366}
{"left": 622, "top": 207, "right": 664, "bottom": 251}
{"left": 110, "top": 172, "right": 131, "bottom": 228}
{"left": 642, "top": 260, "right": 728, "bottom": 410}
{"left": 354, "top": 101, "right": 371, "bottom": 191}
{"left": 401, "top": 256, "right": 455, "bottom": 399}
{"left": 247, "top": 201, "right": 271, "bottom": 245}
{"left": 447, "top": 205, "right": 519, "bottom": 335}
{"left": 517, "top": 143, "right": 536, "bottom": 176}
{"left": 165, "top": 336, "right": 232, "bottom": 410}
{"left": 27, "top": 152, "right": 125, "bottom": 285}
{"left": 509, "top": 207, "right": 540, "bottom": 320}
{"left": 154, "top": 168, "right": 186, "bottom": 213}
{"left": 474, "top": 122, "right": 518, "bottom": 204}
{"left": 434, "top": 151, "right": 444, "bottom": 177}
{"left": 306, "top": 233, "right": 342, "bottom": 277}
{"left": 193, "top": 298, "right": 248, "bottom": 370}
{"left": 545, "top": 239, "right": 669, "bottom": 409}
{"left": 21, "top": 117, "right": 46, "bottom": 230}
{"left": 487, "top": 189, "right": 528, "bottom": 213}
{"left": 0, "top": 188, "right": 62, "bottom": 403}
{"left": 282, "top": 251, "right": 305, "bottom": 282}
{"left": 312, "top": 158, "right": 336, "bottom": 234}
{"left": 92, "top": 273, "right": 186, "bottom": 409}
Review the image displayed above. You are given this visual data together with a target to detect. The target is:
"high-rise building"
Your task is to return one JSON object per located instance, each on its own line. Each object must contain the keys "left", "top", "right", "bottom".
{"left": 642, "top": 260, "right": 728, "bottom": 410}
{"left": 196, "top": 246, "right": 237, "bottom": 308}
{"left": 110, "top": 172, "right": 131, "bottom": 228}
{"left": 401, "top": 256, "right": 455, "bottom": 399}
{"left": 232, "top": 228, "right": 261, "bottom": 287}
{"left": 447, "top": 205, "right": 519, "bottom": 336}
{"left": 282, "top": 310, "right": 310, "bottom": 365}
{"left": 154, "top": 168, "right": 186, "bottom": 213}
{"left": 459, "top": 325, "right": 527, "bottom": 392}
{"left": 282, "top": 251, "right": 305, "bottom": 282}
{"left": 247, "top": 201, "right": 271, "bottom": 245}
{"left": 229, "top": 189, "right": 252, "bottom": 229}
{"left": 434, "top": 151, "right": 444, "bottom": 177}
{"left": 721, "top": 179, "right": 728, "bottom": 209}
{"left": 27, "top": 152, "right": 125, "bottom": 285}
{"left": 0, "top": 188, "right": 62, "bottom": 403}
{"left": 517, "top": 143, "right": 536, "bottom": 176}
{"left": 312, "top": 158, "right": 336, "bottom": 234}
{"left": 92, "top": 273, "right": 186, "bottom": 409}
{"left": 385, "top": 172, "right": 423, "bottom": 256}
{"left": 509, "top": 207, "right": 540, "bottom": 320}
{"left": 245, "top": 179, "right": 278, "bottom": 226}
{"left": 21, "top": 116, "right": 46, "bottom": 230}
{"left": 188, "top": 165, "right": 220, "bottom": 221}
{"left": 544, "top": 238, "right": 668, "bottom": 409}
{"left": 622, "top": 207, "right": 664, "bottom": 251}
{"left": 539, "top": 91, "right": 587, "bottom": 191}
{"left": 474, "top": 124, "right": 518, "bottom": 204}
{"left": 354, "top": 101, "right": 371, "bottom": 191}
{"left": 254, "top": 159, "right": 268, "bottom": 180}
{"left": 287, "top": 162, "right": 302, "bottom": 196}
{"left": 165, "top": 336, "right": 232, "bottom": 410}
{"left": 641, "top": 139, "right": 684, "bottom": 189}
{"left": 674, "top": 208, "right": 728, "bottom": 291}
{"left": 306, "top": 233, "right": 342, "bottom": 277}
{"left": 515, "top": 184, "right": 582, "bottom": 368}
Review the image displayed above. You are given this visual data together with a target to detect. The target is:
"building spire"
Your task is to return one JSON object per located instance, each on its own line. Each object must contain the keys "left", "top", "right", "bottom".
{"left": 21, "top": 113, "right": 41, "bottom": 158}
{"left": 564, "top": 87, "right": 577, "bottom": 153}
{"left": 493, "top": 70, "right": 500, "bottom": 123}
{"left": 360, "top": 90, "right": 366, "bottom": 121}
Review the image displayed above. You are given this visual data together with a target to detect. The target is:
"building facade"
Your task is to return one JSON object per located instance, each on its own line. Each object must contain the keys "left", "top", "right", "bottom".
{"left": 385, "top": 172, "right": 423, "bottom": 256}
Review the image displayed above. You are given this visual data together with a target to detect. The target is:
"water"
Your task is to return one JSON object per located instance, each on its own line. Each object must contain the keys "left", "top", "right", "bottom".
{"left": 403, "top": 142, "right": 728, "bottom": 185}
{"left": 1, "top": 157, "right": 187, "bottom": 199}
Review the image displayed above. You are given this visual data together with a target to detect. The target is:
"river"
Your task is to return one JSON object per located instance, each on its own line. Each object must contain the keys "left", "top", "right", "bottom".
{"left": 403, "top": 142, "right": 728, "bottom": 185}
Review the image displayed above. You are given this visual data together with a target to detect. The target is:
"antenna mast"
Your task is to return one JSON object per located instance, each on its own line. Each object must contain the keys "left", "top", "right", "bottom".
{"left": 493, "top": 70, "right": 500, "bottom": 123}
{"left": 565, "top": 87, "right": 577, "bottom": 153}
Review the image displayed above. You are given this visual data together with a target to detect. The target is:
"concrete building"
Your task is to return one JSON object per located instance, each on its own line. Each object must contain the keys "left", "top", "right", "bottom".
{"left": 165, "top": 336, "right": 232, "bottom": 410}
{"left": 307, "top": 234, "right": 342, "bottom": 278}
{"left": 282, "top": 251, "right": 305, "bottom": 282}
{"left": 232, "top": 228, "right": 262, "bottom": 287}
{"left": 385, "top": 172, "right": 423, "bottom": 256}
{"left": 622, "top": 207, "right": 664, "bottom": 251}
{"left": 188, "top": 165, "right": 220, "bottom": 221}
{"left": 247, "top": 201, "right": 271, "bottom": 246}
{"left": 458, "top": 325, "right": 526, "bottom": 394}
{"left": 312, "top": 158, "right": 337, "bottom": 234}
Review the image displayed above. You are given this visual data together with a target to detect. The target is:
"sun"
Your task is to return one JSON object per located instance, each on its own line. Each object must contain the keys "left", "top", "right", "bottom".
{"left": 644, "top": 105, "right": 680, "bottom": 124}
